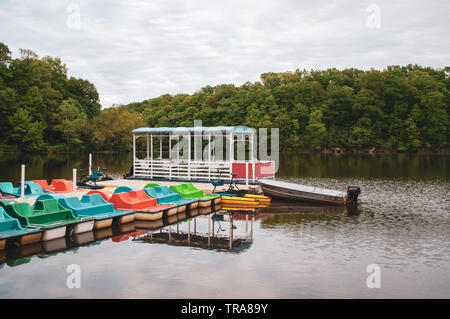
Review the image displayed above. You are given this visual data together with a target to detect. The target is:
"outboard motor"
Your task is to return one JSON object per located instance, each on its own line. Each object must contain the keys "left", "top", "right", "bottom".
{"left": 347, "top": 186, "right": 361, "bottom": 204}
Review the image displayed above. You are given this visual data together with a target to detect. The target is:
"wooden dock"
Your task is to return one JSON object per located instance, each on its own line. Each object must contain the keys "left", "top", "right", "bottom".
{"left": 11, "top": 179, "right": 262, "bottom": 205}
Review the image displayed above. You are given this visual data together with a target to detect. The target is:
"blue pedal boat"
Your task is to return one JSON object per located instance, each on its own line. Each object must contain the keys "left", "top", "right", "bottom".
{"left": 113, "top": 186, "right": 138, "bottom": 194}
{"left": 144, "top": 186, "right": 199, "bottom": 212}
{"left": 36, "top": 193, "right": 135, "bottom": 229}
{"left": 0, "top": 181, "right": 48, "bottom": 197}
{"left": 0, "top": 206, "right": 43, "bottom": 250}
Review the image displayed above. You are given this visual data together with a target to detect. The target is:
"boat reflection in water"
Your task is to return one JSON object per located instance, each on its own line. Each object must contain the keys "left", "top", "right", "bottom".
{"left": 134, "top": 214, "right": 254, "bottom": 253}
{"left": 0, "top": 205, "right": 236, "bottom": 268}
{"left": 0, "top": 221, "right": 137, "bottom": 269}
{"left": 0, "top": 196, "right": 363, "bottom": 270}
{"left": 133, "top": 205, "right": 254, "bottom": 253}
{"left": 259, "top": 199, "right": 359, "bottom": 217}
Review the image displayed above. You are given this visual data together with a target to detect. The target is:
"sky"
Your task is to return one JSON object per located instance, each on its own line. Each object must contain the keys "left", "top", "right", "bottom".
{"left": 1, "top": 0, "right": 449, "bottom": 108}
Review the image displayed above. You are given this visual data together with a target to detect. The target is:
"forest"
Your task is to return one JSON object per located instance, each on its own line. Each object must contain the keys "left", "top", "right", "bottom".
{"left": 0, "top": 41, "right": 448, "bottom": 153}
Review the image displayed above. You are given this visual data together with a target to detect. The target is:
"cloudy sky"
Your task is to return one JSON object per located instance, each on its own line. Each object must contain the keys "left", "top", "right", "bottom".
{"left": 1, "top": 0, "right": 449, "bottom": 108}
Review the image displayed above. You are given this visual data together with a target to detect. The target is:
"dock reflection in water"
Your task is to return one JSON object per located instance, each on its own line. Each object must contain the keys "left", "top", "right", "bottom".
{"left": 134, "top": 211, "right": 255, "bottom": 253}
{"left": 0, "top": 202, "right": 355, "bottom": 269}
{"left": 0, "top": 206, "right": 242, "bottom": 269}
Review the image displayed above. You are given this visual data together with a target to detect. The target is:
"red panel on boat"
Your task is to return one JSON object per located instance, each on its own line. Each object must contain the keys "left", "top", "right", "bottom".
{"left": 231, "top": 162, "right": 275, "bottom": 179}
{"left": 33, "top": 180, "right": 53, "bottom": 191}
{"left": 52, "top": 180, "right": 75, "bottom": 193}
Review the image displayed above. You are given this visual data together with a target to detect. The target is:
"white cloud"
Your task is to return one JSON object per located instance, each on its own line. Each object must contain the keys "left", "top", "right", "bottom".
{"left": 1, "top": 0, "right": 449, "bottom": 108}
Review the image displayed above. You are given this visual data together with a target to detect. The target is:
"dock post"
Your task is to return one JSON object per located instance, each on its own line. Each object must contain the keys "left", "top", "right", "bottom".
{"left": 251, "top": 214, "right": 254, "bottom": 240}
{"left": 188, "top": 219, "right": 191, "bottom": 246}
{"left": 229, "top": 214, "right": 233, "bottom": 251}
{"left": 168, "top": 226, "right": 171, "bottom": 243}
{"left": 89, "top": 153, "right": 92, "bottom": 175}
{"left": 20, "top": 164, "right": 25, "bottom": 198}
{"left": 188, "top": 134, "right": 191, "bottom": 180}
{"left": 150, "top": 134, "right": 153, "bottom": 179}
{"left": 245, "top": 163, "right": 249, "bottom": 186}
{"left": 245, "top": 213, "right": 248, "bottom": 234}
{"left": 72, "top": 169, "right": 77, "bottom": 193}
{"left": 208, "top": 217, "right": 211, "bottom": 247}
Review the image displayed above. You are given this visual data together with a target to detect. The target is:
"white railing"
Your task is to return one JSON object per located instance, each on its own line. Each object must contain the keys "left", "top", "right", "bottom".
{"left": 133, "top": 159, "right": 275, "bottom": 184}
{"left": 134, "top": 159, "right": 232, "bottom": 181}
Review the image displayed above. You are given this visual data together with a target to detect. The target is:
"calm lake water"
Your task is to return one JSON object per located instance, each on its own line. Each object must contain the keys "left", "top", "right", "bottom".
{"left": 0, "top": 152, "right": 449, "bottom": 298}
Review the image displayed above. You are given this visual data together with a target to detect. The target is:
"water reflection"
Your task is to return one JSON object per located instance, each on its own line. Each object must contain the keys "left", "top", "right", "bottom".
{"left": 0, "top": 223, "right": 133, "bottom": 269}
{"left": 0, "top": 153, "right": 133, "bottom": 184}
{"left": 260, "top": 200, "right": 348, "bottom": 215}
{"left": 278, "top": 153, "right": 449, "bottom": 179}
{"left": 134, "top": 210, "right": 254, "bottom": 253}
{"left": 1, "top": 153, "right": 449, "bottom": 298}
{"left": 1, "top": 206, "right": 257, "bottom": 269}
{"left": 1, "top": 153, "right": 448, "bottom": 184}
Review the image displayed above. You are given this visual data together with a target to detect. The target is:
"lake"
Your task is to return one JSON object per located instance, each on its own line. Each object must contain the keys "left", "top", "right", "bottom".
{"left": 0, "top": 152, "right": 449, "bottom": 298}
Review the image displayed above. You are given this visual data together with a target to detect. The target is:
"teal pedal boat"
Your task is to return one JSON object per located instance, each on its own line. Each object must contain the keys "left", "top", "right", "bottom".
{"left": 0, "top": 206, "right": 43, "bottom": 250}
{"left": 36, "top": 193, "right": 134, "bottom": 229}
{"left": 0, "top": 181, "right": 48, "bottom": 198}
{"left": 169, "top": 183, "right": 221, "bottom": 207}
{"left": 114, "top": 186, "right": 138, "bottom": 193}
{"left": 0, "top": 198, "right": 94, "bottom": 241}
{"left": 144, "top": 186, "right": 199, "bottom": 212}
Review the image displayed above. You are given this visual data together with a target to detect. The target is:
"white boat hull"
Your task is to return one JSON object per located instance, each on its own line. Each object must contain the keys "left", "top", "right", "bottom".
{"left": 73, "top": 220, "right": 95, "bottom": 234}
{"left": 42, "top": 226, "right": 67, "bottom": 241}
{"left": 259, "top": 179, "right": 347, "bottom": 205}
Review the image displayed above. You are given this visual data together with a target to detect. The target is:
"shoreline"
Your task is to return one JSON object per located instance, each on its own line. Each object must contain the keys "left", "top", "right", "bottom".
{"left": 1, "top": 149, "right": 449, "bottom": 155}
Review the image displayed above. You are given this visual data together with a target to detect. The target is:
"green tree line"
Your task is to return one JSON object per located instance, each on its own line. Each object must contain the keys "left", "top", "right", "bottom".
{"left": 0, "top": 42, "right": 143, "bottom": 152}
{"left": 125, "top": 66, "right": 449, "bottom": 152}
{"left": 1, "top": 42, "right": 448, "bottom": 153}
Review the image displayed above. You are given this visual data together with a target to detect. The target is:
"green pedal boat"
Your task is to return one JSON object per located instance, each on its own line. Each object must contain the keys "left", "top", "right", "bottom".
{"left": 169, "top": 183, "right": 221, "bottom": 208}
{"left": 0, "top": 198, "right": 94, "bottom": 241}
{"left": 36, "top": 193, "right": 135, "bottom": 230}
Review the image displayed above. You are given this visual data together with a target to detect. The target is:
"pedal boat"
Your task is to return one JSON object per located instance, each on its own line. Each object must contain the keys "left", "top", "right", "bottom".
{"left": 0, "top": 207, "right": 43, "bottom": 250}
{"left": 0, "top": 181, "right": 46, "bottom": 198}
{"left": 108, "top": 190, "right": 177, "bottom": 221}
{"left": 169, "top": 183, "right": 221, "bottom": 207}
{"left": 144, "top": 186, "right": 198, "bottom": 212}
{"left": 36, "top": 193, "right": 135, "bottom": 229}
{"left": 0, "top": 198, "right": 93, "bottom": 241}
{"left": 33, "top": 179, "right": 77, "bottom": 193}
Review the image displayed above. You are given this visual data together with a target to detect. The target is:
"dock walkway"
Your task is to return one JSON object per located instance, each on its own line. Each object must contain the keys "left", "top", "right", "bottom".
{"left": 11, "top": 179, "right": 262, "bottom": 205}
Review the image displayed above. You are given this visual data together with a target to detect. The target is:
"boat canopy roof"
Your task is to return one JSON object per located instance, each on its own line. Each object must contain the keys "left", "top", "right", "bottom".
{"left": 132, "top": 126, "right": 255, "bottom": 135}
